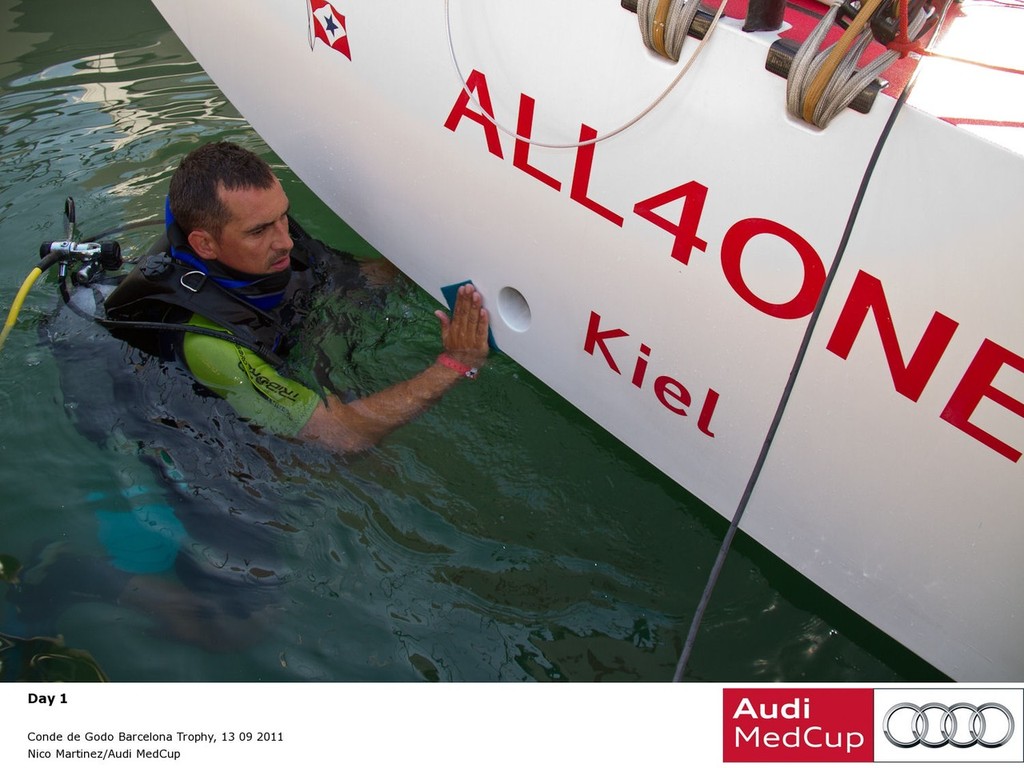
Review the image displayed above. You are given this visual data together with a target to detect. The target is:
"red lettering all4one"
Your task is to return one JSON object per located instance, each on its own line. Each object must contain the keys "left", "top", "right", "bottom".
{"left": 445, "top": 69, "right": 1024, "bottom": 463}
{"left": 827, "top": 271, "right": 1024, "bottom": 463}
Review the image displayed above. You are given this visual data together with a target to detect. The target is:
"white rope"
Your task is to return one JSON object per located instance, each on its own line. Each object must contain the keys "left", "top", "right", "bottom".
{"left": 443, "top": 0, "right": 729, "bottom": 149}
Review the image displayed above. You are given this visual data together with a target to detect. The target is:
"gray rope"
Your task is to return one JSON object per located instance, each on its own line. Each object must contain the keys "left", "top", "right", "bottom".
{"left": 674, "top": 0, "right": 956, "bottom": 682}
{"left": 673, "top": 87, "right": 909, "bottom": 682}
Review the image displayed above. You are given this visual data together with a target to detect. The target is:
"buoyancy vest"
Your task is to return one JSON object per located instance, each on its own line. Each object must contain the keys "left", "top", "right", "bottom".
{"left": 103, "top": 210, "right": 361, "bottom": 370}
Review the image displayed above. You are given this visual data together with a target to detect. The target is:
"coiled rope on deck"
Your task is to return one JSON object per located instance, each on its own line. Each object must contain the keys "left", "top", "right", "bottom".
{"left": 787, "top": 0, "right": 929, "bottom": 128}
{"left": 637, "top": 0, "right": 706, "bottom": 61}
{"left": 443, "top": 0, "right": 729, "bottom": 148}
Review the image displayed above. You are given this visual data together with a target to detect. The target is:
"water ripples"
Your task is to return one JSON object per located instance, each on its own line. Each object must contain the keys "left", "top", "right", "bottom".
{"left": 0, "top": 32, "right": 244, "bottom": 225}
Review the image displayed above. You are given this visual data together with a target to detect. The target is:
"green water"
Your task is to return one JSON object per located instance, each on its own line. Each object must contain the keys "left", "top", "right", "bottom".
{"left": 0, "top": 0, "right": 944, "bottom": 683}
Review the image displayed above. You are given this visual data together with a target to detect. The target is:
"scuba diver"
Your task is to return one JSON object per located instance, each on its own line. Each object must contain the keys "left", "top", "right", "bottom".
{"left": 104, "top": 141, "right": 491, "bottom": 449}
{"left": 1, "top": 141, "right": 491, "bottom": 669}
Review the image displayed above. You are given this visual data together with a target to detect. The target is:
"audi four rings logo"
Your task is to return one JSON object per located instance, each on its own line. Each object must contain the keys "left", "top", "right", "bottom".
{"left": 883, "top": 702, "right": 1015, "bottom": 749}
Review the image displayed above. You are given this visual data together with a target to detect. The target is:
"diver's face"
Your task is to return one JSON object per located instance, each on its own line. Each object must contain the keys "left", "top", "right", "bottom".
{"left": 196, "top": 179, "right": 293, "bottom": 275}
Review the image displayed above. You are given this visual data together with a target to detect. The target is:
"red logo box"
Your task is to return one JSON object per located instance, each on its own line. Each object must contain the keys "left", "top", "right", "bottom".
{"left": 724, "top": 688, "right": 874, "bottom": 762}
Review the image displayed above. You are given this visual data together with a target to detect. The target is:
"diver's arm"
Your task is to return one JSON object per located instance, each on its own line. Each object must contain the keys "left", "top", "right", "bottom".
{"left": 299, "top": 283, "right": 489, "bottom": 453}
{"left": 301, "top": 364, "right": 467, "bottom": 453}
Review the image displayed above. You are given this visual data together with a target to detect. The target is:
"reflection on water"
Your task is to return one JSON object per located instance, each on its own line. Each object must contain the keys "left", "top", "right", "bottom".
{"left": 0, "top": 0, "right": 943, "bottom": 682}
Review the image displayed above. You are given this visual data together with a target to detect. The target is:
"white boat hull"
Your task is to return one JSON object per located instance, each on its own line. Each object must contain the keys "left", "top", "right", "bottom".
{"left": 150, "top": 0, "right": 1024, "bottom": 680}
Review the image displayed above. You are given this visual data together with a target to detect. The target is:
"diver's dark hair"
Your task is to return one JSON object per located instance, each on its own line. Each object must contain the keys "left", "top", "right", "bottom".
{"left": 169, "top": 141, "right": 276, "bottom": 236}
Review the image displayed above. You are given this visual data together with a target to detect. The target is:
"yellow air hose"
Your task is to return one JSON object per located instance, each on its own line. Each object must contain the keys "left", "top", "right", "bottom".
{"left": 0, "top": 266, "right": 47, "bottom": 353}
{"left": 0, "top": 250, "right": 64, "bottom": 355}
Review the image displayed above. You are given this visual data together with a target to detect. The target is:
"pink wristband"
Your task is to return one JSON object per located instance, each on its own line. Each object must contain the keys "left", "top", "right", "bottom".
{"left": 437, "top": 353, "right": 478, "bottom": 379}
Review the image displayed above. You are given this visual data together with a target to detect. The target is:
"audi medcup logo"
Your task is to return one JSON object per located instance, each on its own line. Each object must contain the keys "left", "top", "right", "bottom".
{"left": 883, "top": 702, "right": 1014, "bottom": 749}
{"left": 874, "top": 689, "right": 1023, "bottom": 763}
{"left": 723, "top": 688, "right": 874, "bottom": 762}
